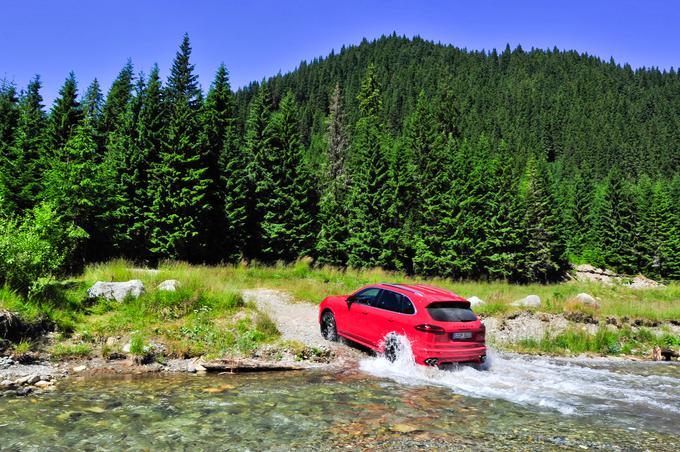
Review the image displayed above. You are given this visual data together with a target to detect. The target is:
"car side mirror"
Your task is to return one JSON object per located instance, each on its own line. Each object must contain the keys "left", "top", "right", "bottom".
{"left": 346, "top": 296, "right": 356, "bottom": 307}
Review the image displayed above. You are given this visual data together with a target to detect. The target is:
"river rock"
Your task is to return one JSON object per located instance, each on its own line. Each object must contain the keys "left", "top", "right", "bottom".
{"left": 1, "top": 379, "right": 15, "bottom": 388}
{"left": 73, "top": 365, "right": 87, "bottom": 373}
{"left": 87, "top": 280, "right": 145, "bottom": 302}
{"left": 575, "top": 293, "right": 600, "bottom": 308}
{"left": 625, "top": 274, "right": 665, "bottom": 289}
{"left": 157, "top": 279, "right": 180, "bottom": 292}
{"left": 467, "top": 296, "right": 485, "bottom": 307}
{"left": 0, "top": 356, "right": 14, "bottom": 369}
{"left": 511, "top": 295, "right": 541, "bottom": 308}
{"left": 34, "top": 380, "right": 52, "bottom": 388}
{"left": 15, "top": 374, "right": 39, "bottom": 385}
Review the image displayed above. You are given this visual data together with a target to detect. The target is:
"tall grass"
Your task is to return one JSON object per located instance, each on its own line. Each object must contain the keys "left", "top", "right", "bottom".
{"left": 513, "top": 325, "right": 679, "bottom": 356}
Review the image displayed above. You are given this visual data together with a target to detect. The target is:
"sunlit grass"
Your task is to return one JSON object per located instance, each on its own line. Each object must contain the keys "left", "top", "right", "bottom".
{"left": 509, "top": 325, "right": 680, "bottom": 356}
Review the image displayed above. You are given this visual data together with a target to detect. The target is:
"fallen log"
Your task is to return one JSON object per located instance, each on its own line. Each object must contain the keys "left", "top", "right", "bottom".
{"left": 201, "top": 358, "right": 305, "bottom": 373}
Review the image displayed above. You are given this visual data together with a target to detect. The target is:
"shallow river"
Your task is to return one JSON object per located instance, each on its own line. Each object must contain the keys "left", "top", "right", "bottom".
{"left": 1, "top": 350, "right": 679, "bottom": 450}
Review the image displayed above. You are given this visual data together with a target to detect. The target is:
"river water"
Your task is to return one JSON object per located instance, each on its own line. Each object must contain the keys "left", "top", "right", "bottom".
{"left": 1, "top": 350, "right": 678, "bottom": 450}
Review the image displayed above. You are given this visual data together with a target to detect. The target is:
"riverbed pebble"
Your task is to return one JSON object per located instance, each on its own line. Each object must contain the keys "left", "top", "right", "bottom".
{"left": 73, "top": 365, "right": 87, "bottom": 373}
{"left": 0, "top": 356, "right": 15, "bottom": 369}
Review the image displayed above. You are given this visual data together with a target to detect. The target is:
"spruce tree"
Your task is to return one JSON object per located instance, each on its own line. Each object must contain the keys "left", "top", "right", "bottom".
{"left": 202, "top": 64, "right": 238, "bottom": 260}
{"left": 646, "top": 182, "right": 677, "bottom": 278}
{"left": 102, "top": 60, "right": 134, "bottom": 133}
{"left": 517, "top": 156, "right": 567, "bottom": 282}
{"left": 346, "top": 65, "right": 391, "bottom": 268}
{"left": 48, "top": 72, "right": 82, "bottom": 151}
{"left": 0, "top": 80, "right": 19, "bottom": 159}
{"left": 1, "top": 77, "right": 47, "bottom": 212}
{"left": 148, "top": 34, "right": 210, "bottom": 261}
{"left": 316, "top": 84, "right": 350, "bottom": 266}
{"left": 591, "top": 167, "right": 638, "bottom": 273}
{"left": 42, "top": 118, "right": 112, "bottom": 262}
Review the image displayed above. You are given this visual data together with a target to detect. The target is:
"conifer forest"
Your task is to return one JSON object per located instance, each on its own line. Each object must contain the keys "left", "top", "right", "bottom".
{"left": 1, "top": 34, "right": 679, "bottom": 286}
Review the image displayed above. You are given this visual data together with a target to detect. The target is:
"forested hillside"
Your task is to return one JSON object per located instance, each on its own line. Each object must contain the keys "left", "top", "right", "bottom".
{"left": 1, "top": 34, "right": 678, "bottom": 291}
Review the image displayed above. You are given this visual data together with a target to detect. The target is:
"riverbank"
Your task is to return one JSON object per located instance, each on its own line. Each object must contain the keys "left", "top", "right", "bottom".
{"left": 2, "top": 260, "right": 679, "bottom": 390}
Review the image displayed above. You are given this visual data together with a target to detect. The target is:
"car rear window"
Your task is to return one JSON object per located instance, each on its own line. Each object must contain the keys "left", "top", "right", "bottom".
{"left": 426, "top": 302, "right": 477, "bottom": 322}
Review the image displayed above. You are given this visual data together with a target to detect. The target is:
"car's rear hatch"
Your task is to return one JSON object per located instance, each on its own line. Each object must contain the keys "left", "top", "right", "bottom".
{"left": 418, "top": 301, "right": 485, "bottom": 345}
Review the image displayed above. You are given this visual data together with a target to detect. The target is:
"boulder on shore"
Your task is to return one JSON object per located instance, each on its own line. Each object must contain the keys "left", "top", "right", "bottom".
{"left": 467, "top": 296, "right": 485, "bottom": 307}
{"left": 158, "top": 279, "right": 180, "bottom": 292}
{"left": 574, "top": 293, "right": 600, "bottom": 308}
{"left": 87, "top": 280, "right": 145, "bottom": 302}
{"left": 511, "top": 295, "right": 541, "bottom": 308}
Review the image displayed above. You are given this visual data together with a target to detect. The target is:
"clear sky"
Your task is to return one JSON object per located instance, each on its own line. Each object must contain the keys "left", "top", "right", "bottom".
{"left": 2, "top": 0, "right": 678, "bottom": 106}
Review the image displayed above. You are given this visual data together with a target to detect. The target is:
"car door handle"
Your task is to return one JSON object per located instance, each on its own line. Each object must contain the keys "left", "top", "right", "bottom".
{"left": 387, "top": 319, "right": 394, "bottom": 323}
{"left": 361, "top": 312, "right": 368, "bottom": 315}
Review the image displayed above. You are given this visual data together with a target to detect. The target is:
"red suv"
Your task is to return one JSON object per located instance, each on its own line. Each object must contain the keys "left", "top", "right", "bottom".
{"left": 319, "top": 283, "right": 486, "bottom": 367}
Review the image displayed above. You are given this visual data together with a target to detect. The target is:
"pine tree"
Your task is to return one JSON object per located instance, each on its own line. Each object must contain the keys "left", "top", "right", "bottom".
{"left": 1, "top": 77, "right": 47, "bottom": 212}
{"left": 259, "top": 91, "right": 317, "bottom": 261}
{"left": 102, "top": 60, "right": 134, "bottom": 133}
{"left": 82, "top": 78, "right": 105, "bottom": 153}
{"left": 227, "top": 83, "right": 273, "bottom": 260}
{"left": 42, "top": 119, "right": 112, "bottom": 263}
{"left": 148, "top": 34, "right": 210, "bottom": 261}
{"left": 316, "top": 84, "right": 350, "bottom": 266}
{"left": 591, "top": 167, "right": 638, "bottom": 273}
{"left": 48, "top": 72, "right": 82, "bottom": 151}
{"left": 346, "top": 65, "right": 391, "bottom": 268}
{"left": 82, "top": 79, "right": 104, "bottom": 126}
{"left": 517, "top": 156, "right": 567, "bottom": 282}
{"left": 202, "top": 64, "right": 238, "bottom": 260}
{"left": 0, "top": 80, "right": 19, "bottom": 159}
{"left": 646, "top": 181, "right": 677, "bottom": 278}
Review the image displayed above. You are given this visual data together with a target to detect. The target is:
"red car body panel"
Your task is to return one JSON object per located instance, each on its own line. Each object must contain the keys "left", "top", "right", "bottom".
{"left": 319, "top": 283, "right": 487, "bottom": 366}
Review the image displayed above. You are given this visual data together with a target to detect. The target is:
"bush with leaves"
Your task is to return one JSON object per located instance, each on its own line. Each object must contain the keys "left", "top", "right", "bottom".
{"left": 0, "top": 203, "right": 87, "bottom": 294}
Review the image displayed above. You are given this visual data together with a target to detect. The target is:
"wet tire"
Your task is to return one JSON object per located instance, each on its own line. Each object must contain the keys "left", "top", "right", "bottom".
{"left": 320, "top": 311, "right": 338, "bottom": 341}
{"left": 383, "top": 334, "right": 401, "bottom": 363}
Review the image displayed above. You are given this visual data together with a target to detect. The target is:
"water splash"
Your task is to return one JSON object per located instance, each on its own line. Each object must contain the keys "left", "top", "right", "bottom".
{"left": 359, "top": 336, "right": 680, "bottom": 419}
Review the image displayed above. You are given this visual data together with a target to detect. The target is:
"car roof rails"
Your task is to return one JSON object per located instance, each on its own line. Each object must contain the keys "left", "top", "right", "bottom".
{"left": 379, "top": 283, "right": 424, "bottom": 296}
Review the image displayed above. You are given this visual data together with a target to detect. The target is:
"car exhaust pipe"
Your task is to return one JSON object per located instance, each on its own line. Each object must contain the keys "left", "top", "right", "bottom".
{"left": 480, "top": 354, "right": 487, "bottom": 363}
{"left": 424, "top": 358, "right": 439, "bottom": 366}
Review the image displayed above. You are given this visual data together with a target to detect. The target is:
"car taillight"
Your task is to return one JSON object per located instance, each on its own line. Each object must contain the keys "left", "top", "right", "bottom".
{"left": 475, "top": 324, "right": 486, "bottom": 341}
{"left": 415, "top": 324, "right": 446, "bottom": 335}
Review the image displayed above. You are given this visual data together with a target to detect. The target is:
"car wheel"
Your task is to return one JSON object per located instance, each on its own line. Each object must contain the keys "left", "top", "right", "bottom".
{"left": 320, "top": 311, "right": 338, "bottom": 341}
{"left": 383, "top": 333, "right": 401, "bottom": 363}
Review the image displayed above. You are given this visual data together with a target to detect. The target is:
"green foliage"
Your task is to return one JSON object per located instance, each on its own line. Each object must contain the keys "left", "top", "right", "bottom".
{"left": 515, "top": 325, "right": 680, "bottom": 356}
{"left": 148, "top": 35, "right": 211, "bottom": 261}
{"left": 0, "top": 203, "right": 87, "bottom": 293}
{"left": 0, "top": 34, "right": 679, "bottom": 284}
{"left": 50, "top": 342, "right": 92, "bottom": 359}
{"left": 258, "top": 91, "right": 317, "bottom": 261}
{"left": 129, "top": 334, "right": 146, "bottom": 355}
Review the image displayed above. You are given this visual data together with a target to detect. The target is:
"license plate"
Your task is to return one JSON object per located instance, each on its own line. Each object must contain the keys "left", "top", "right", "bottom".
{"left": 452, "top": 332, "right": 472, "bottom": 340}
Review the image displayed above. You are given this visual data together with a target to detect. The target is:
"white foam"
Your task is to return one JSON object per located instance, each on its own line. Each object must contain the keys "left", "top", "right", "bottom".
{"left": 359, "top": 336, "right": 680, "bottom": 417}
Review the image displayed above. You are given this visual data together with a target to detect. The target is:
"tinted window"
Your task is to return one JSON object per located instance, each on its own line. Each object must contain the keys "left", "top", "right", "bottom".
{"left": 377, "top": 290, "right": 415, "bottom": 314}
{"left": 426, "top": 302, "right": 476, "bottom": 322}
{"left": 350, "top": 288, "right": 381, "bottom": 306}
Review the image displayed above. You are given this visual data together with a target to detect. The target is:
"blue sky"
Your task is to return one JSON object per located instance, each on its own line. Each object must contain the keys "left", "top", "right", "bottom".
{"left": 1, "top": 0, "right": 678, "bottom": 105}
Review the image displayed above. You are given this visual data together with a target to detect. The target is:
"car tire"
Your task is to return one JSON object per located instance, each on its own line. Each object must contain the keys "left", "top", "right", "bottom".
{"left": 320, "top": 311, "right": 338, "bottom": 341}
{"left": 383, "top": 333, "right": 401, "bottom": 363}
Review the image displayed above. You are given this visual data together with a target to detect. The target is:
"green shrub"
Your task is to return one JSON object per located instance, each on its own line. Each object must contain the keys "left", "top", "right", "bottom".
{"left": 129, "top": 334, "right": 146, "bottom": 355}
{"left": 14, "top": 339, "right": 31, "bottom": 355}
{"left": 51, "top": 343, "right": 92, "bottom": 359}
{"left": 0, "top": 203, "right": 87, "bottom": 294}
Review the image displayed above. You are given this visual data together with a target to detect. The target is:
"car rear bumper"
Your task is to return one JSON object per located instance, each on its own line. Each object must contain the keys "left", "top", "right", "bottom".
{"left": 411, "top": 344, "right": 487, "bottom": 365}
